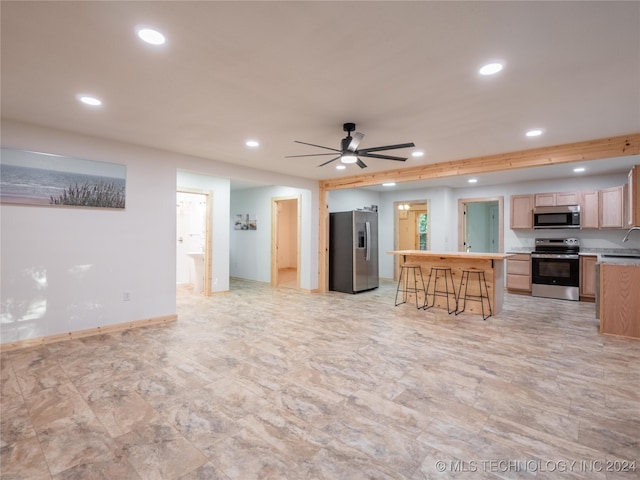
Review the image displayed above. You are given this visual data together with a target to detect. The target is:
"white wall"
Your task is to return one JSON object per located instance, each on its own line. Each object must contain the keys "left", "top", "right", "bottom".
{"left": 1, "top": 125, "right": 177, "bottom": 343}
{"left": 1, "top": 120, "right": 319, "bottom": 344}
{"left": 230, "top": 185, "right": 316, "bottom": 290}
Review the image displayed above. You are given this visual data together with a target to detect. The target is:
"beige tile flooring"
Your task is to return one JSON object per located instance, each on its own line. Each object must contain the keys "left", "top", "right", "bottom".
{"left": 1, "top": 279, "right": 639, "bottom": 479}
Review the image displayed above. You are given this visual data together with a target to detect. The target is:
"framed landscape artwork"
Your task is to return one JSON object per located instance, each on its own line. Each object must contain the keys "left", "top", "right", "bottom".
{"left": 0, "top": 148, "right": 126, "bottom": 209}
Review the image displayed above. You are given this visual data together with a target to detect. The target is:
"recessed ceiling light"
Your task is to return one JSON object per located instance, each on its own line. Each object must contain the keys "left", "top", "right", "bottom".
{"left": 77, "top": 95, "right": 102, "bottom": 106}
{"left": 336, "top": 165, "right": 346, "bottom": 170}
{"left": 573, "top": 167, "right": 586, "bottom": 173}
{"left": 468, "top": 178, "right": 478, "bottom": 183}
{"left": 479, "top": 62, "right": 504, "bottom": 75}
{"left": 136, "top": 27, "right": 166, "bottom": 45}
{"left": 245, "top": 140, "right": 259, "bottom": 147}
{"left": 526, "top": 129, "right": 544, "bottom": 137}
{"left": 383, "top": 182, "right": 396, "bottom": 187}
{"left": 411, "top": 151, "right": 424, "bottom": 158}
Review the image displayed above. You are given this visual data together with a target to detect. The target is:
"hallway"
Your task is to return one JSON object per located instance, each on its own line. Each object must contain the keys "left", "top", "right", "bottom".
{"left": 1, "top": 280, "right": 639, "bottom": 479}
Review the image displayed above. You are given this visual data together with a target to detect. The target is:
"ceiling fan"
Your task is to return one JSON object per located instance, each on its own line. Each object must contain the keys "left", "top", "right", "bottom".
{"left": 285, "top": 122, "right": 415, "bottom": 169}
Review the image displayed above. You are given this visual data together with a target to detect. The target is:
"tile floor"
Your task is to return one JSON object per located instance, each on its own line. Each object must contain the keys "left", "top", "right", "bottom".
{"left": 1, "top": 279, "right": 639, "bottom": 479}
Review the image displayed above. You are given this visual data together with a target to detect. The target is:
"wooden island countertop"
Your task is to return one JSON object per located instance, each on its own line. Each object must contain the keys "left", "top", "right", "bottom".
{"left": 388, "top": 250, "right": 512, "bottom": 261}
{"left": 387, "top": 250, "right": 513, "bottom": 315}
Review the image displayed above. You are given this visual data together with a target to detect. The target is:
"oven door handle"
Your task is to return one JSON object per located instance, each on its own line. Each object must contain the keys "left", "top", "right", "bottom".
{"left": 531, "top": 253, "right": 580, "bottom": 259}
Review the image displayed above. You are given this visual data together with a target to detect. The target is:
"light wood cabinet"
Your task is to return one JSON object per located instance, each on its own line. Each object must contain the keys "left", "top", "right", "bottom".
{"left": 506, "top": 254, "right": 531, "bottom": 292}
{"left": 556, "top": 192, "right": 579, "bottom": 205}
{"left": 534, "top": 192, "right": 579, "bottom": 207}
{"left": 599, "top": 185, "right": 625, "bottom": 228}
{"left": 580, "top": 191, "right": 599, "bottom": 229}
{"left": 510, "top": 195, "right": 533, "bottom": 229}
{"left": 579, "top": 255, "right": 597, "bottom": 299}
{"left": 600, "top": 263, "right": 640, "bottom": 338}
{"left": 534, "top": 193, "right": 556, "bottom": 207}
{"left": 628, "top": 165, "right": 639, "bottom": 227}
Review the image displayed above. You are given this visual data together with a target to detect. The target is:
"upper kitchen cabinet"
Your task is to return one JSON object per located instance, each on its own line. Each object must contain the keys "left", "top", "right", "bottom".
{"left": 599, "top": 185, "right": 625, "bottom": 228}
{"left": 628, "top": 165, "right": 640, "bottom": 227}
{"left": 534, "top": 192, "right": 579, "bottom": 207}
{"left": 581, "top": 191, "right": 600, "bottom": 229}
{"left": 510, "top": 194, "right": 534, "bottom": 229}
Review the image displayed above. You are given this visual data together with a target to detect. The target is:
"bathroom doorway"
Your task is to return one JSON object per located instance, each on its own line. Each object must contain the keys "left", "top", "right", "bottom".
{"left": 176, "top": 190, "right": 212, "bottom": 295}
{"left": 271, "top": 196, "right": 300, "bottom": 288}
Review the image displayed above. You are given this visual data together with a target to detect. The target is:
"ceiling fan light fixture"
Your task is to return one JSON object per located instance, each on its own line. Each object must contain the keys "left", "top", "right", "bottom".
{"left": 340, "top": 154, "right": 358, "bottom": 164}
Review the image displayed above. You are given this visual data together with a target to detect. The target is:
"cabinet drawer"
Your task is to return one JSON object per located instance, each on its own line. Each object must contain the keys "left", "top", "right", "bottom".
{"left": 507, "top": 260, "right": 530, "bottom": 275}
{"left": 507, "top": 274, "right": 531, "bottom": 291}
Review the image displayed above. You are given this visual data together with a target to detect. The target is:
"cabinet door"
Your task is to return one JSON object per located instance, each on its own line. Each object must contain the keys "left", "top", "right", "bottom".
{"left": 534, "top": 193, "right": 555, "bottom": 207}
{"left": 600, "top": 186, "right": 624, "bottom": 228}
{"left": 579, "top": 255, "right": 597, "bottom": 298}
{"left": 510, "top": 195, "right": 533, "bottom": 229}
{"left": 556, "top": 192, "right": 579, "bottom": 205}
{"left": 581, "top": 191, "right": 599, "bottom": 229}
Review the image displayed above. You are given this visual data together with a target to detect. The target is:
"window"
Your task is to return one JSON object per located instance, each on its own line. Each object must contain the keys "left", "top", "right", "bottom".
{"left": 417, "top": 212, "right": 428, "bottom": 250}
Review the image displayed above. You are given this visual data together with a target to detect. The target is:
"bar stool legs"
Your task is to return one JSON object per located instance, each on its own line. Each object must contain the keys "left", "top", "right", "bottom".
{"left": 395, "top": 264, "right": 426, "bottom": 309}
{"left": 424, "top": 267, "right": 457, "bottom": 314}
{"left": 455, "top": 269, "right": 492, "bottom": 320}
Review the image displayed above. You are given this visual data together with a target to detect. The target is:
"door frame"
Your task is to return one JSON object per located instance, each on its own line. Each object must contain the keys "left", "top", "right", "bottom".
{"left": 176, "top": 188, "right": 213, "bottom": 296}
{"left": 393, "top": 199, "right": 429, "bottom": 281}
{"left": 457, "top": 196, "right": 504, "bottom": 253}
{"left": 271, "top": 195, "right": 301, "bottom": 288}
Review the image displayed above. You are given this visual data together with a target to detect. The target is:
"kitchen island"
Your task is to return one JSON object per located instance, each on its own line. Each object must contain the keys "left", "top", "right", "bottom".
{"left": 387, "top": 251, "right": 513, "bottom": 315}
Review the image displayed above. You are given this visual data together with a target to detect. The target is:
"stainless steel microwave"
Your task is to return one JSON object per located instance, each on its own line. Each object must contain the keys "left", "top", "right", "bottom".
{"left": 533, "top": 205, "right": 581, "bottom": 229}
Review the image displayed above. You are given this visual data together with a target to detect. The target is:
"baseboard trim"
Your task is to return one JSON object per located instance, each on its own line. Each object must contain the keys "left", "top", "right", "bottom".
{"left": 0, "top": 314, "right": 178, "bottom": 353}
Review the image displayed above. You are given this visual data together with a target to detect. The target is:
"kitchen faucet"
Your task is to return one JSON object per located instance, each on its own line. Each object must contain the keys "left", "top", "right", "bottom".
{"left": 622, "top": 226, "right": 640, "bottom": 242}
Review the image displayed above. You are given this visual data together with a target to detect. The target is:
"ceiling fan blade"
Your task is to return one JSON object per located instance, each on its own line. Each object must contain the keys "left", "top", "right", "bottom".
{"left": 317, "top": 156, "right": 341, "bottom": 167}
{"left": 294, "top": 140, "right": 341, "bottom": 152}
{"left": 359, "top": 152, "right": 408, "bottom": 161}
{"left": 357, "top": 142, "right": 415, "bottom": 153}
{"left": 285, "top": 153, "right": 342, "bottom": 158}
{"left": 347, "top": 132, "right": 365, "bottom": 152}
{"left": 356, "top": 158, "right": 367, "bottom": 169}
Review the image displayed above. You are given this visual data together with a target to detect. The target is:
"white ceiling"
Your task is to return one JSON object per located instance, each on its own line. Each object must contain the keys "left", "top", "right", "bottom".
{"left": 2, "top": 1, "right": 639, "bottom": 189}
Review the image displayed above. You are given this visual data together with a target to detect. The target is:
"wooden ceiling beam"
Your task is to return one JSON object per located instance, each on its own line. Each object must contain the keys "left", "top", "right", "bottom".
{"left": 320, "top": 133, "right": 640, "bottom": 191}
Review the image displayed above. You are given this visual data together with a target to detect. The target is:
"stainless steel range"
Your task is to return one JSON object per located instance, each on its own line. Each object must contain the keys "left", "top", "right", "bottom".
{"left": 531, "top": 238, "right": 580, "bottom": 301}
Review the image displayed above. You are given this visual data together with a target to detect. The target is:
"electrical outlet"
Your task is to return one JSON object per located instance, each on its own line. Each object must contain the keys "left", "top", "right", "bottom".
{"left": 123, "top": 292, "right": 131, "bottom": 301}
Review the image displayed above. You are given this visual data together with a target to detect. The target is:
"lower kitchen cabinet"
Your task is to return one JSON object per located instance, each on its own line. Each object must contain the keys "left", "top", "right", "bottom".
{"left": 600, "top": 263, "right": 640, "bottom": 338}
{"left": 579, "top": 255, "right": 597, "bottom": 300}
{"left": 506, "top": 254, "right": 531, "bottom": 293}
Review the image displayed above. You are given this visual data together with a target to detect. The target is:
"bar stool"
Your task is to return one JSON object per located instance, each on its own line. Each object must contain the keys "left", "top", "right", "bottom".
{"left": 424, "top": 267, "right": 458, "bottom": 314}
{"left": 455, "top": 269, "right": 492, "bottom": 320}
{"left": 395, "top": 264, "right": 426, "bottom": 309}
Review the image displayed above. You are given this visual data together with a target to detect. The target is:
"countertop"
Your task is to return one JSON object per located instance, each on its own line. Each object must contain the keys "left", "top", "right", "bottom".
{"left": 387, "top": 250, "right": 512, "bottom": 260}
{"left": 506, "top": 248, "right": 640, "bottom": 262}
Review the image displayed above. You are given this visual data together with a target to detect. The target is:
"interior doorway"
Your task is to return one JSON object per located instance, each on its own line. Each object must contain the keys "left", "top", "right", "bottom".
{"left": 271, "top": 196, "right": 300, "bottom": 288}
{"left": 458, "top": 196, "right": 504, "bottom": 253}
{"left": 176, "top": 190, "right": 212, "bottom": 295}
{"left": 393, "top": 200, "right": 429, "bottom": 280}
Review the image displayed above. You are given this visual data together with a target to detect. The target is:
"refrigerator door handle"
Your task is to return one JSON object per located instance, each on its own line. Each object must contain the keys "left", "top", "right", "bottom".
{"left": 365, "top": 221, "right": 371, "bottom": 261}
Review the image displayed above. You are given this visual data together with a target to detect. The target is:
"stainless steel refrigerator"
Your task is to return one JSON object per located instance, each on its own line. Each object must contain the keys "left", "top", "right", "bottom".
{"left": 329, "top": 210, "right": 379, "bottom": 293}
